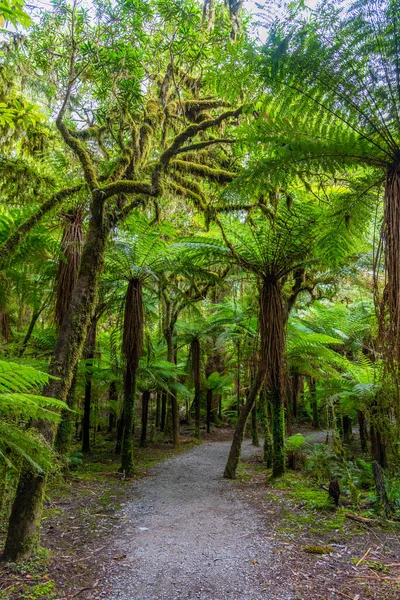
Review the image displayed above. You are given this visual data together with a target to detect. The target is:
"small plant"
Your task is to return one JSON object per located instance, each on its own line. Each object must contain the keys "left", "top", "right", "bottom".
{"left": 285, "top": 434, "right": 307, "bottom": 470}
{"left": 69, "top": 451, "right": 83, "bottom": 471}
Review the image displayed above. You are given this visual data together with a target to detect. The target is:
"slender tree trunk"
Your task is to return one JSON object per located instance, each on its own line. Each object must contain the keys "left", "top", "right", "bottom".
{"left": 115, "top": 410, "right": 124, "bottom": 455}
{"left": 342, "top": 415, "right": 352, "bottom": 443}
{"left": 18, "top": 300, "right": 48, "bottom": 357}
{"left": 370, "top": 424, "right": 387, "bottom": 468}
{"left": 191, "top": 338, "right": 201, "bottom": 439}
{"left": 224, "top": 370, "right": 265, "bottom": 479}
{"left": 107, "top": 381, "right": 118, "bottom": 433}
{"left": 140, "top": 390, "right": 150, "bottom": 448}
{"left": 236, "top": 341, "right": 241, "bottom": 417}
{"left": 357, "top": 410, "right": 368, "bottom": 454}
{"left": 251, "top": 401, "right": 259, "bottom": 447}
{"left": 160, "top": 392, "right": 167, "bottom": 432}
{"left": 3, "top": 197, "right": 108, "bottom": 561}
{"left": 206, "top": 388, "right": 212, "bottom": 433}
{"left": 166, "top": 331, "right": 179, "bottom": 448}
{"left": 291, "top": 373, "right": 300, "bottom": 419}
{"left": 82, "top": 317, "right": 98, "bottom": 453}
{"left": 155, "top": 392, "right": 160, "bottom": 429}
{"left": 310, "top": 377, "right": 319, "bottom": 428}
{"left": 271, "top": 384, "right": 285, "bottom": 477}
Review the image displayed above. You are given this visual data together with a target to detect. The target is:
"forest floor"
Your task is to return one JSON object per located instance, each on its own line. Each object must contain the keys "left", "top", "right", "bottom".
{"left": 0, "top": 430, "right": 399, "bottom": 600}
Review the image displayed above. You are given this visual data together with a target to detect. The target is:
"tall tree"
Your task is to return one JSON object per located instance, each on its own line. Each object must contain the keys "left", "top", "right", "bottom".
{"left": 257, "top": 0, "right": 400, "bottom": 363}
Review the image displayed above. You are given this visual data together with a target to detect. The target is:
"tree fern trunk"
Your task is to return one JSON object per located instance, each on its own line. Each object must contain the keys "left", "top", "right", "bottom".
{"left": 259, "top": 277, "right": 287, "bottom": 478}
{"left": 120, "top": 278, "right": 143, "bottom": 474}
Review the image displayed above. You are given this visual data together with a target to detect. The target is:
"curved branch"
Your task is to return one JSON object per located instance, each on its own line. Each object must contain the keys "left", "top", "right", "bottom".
{"left": 0, "top": 183, "right": 85, "bottom": 269}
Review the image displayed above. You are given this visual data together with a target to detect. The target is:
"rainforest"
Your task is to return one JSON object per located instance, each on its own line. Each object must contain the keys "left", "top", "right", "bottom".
{"left": 0, "top": 0, "right": 399, "bottom": 598}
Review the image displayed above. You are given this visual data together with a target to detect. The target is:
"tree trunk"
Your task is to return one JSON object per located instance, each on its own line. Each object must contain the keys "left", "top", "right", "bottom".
{"left": 166, "top": 331, "right": 179, "bottom": 448}
{"left": 115, "top": 410, "right": 124, "bottom": 455}
{"left": 271, "top": 384, "right": 285, "bottom": 477}
{"left": 155, "top": 392, "right": 160, "bottom": 428}
{"left": 310, "top": 377, "right": 319, "bottom": 428}
{"left": 261, "top": 390, "right": 273, "bottom": 468}
{"left": 342, "top": 415, "right": 352, "bottom": 443}
{"left": 259, "top": 277, "right": 287, "bottom": 479}
{"left": 54, "top": 369, "right": 77, "bottom": 454}
{"left": 120, "top": 278, "right": 143, "bottom": 474}
{"left": 383, "top": 165, "right": 400, "bottom": 363}
{"left": 140, "top": 390, "right": 150, "bottom": 448}
{"left": 191, "top": 338, "right": 201, "bottom": 439}
{"left": 3, "top": 195, "right": 108, "bottom": 561}
{"left": 251, "top": 401, "right": 259, "bottom": 447}
{"left": 236, "top": 341, "right": 241, "bottom": 417}
{"left": 206, "top": 388, "right": 212, "bottom": 433}
{"left": 357, "top": 410, "right": 368, "bottom": 454}
{"left": 370, "top": 423, "right": 387, "bottom": 468}
{"left": 372, "top": 460, "right": 391, "bottom": 517}
{"left": 160, "top": 392, "right": 167, "bottom": 432}
{"left": 291, "top": 373, "right": 301, "bottom": 419}
{"left": 107, "top": 381, "right": 118, "bottom": 433}
{"left": 224, "top": 370, "right": 265, "bottom": 479}
{"left": 82, "top": 317, "right": 98, "bottom": 453}
{"left": 18, "top": 300, "right": 48, "bottom": 357}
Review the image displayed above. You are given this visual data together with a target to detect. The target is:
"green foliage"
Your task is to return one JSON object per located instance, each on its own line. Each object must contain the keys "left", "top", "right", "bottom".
{"left": 0, "top": 0, "right": 31, "bottom": 29}
{"left": 0, "top": 360, "right": 65, "bottom": 472}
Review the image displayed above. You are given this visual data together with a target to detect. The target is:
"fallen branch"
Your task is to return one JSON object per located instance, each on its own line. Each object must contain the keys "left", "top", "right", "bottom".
{"left": 346, "top": 513, "right": 375, "bottom": 524}
{"left": 356, "top": 547, "right": 372, "bottom": 566}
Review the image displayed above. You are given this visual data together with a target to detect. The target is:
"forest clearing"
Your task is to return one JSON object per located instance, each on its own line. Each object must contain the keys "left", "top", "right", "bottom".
{"left": 1, "top": 0, "right": 400, "bottom": 598}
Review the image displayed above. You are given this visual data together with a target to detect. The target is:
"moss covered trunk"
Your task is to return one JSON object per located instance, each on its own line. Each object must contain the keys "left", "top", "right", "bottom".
{"left": 259, "top": 277, "right": 287, "bottom": 479}
{"left": 3, "top": 197, "right": 108, "bottom": 561}
{"left": 54, "top": 369, "right": 77, "bottom": 454}
{"left": 120, "top": 278, "right": 143, "bottom": 474}
{"left": 261, "top": 389, "right": 273, "bottom": 468}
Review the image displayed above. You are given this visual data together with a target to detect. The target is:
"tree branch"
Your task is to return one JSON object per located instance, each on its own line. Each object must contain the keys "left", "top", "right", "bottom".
{"left": 0, "top": 183, "right": 85, "bottom": 269}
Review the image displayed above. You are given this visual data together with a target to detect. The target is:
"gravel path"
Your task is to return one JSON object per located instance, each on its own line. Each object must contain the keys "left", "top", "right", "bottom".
{"left": 101, "top": 440, "right": 281, "bottom": 600}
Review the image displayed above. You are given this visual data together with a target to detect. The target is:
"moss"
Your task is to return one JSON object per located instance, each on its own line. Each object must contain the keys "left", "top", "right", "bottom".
{"left": 302, "top": 544, "right": 333, "bottom": 554}
{"left": 21, "top": 580, "right": 55, "bottom": 600}
{"left": 171, "top": 159, "right": 235, "bottom": 183}
{"left": 351, "top": 559, "right": 392, "bottom": 574}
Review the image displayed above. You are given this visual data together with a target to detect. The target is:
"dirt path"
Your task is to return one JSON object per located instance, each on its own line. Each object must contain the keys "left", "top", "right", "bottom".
{"left": 98, "top": 440, "right": 279, "bottom": 600}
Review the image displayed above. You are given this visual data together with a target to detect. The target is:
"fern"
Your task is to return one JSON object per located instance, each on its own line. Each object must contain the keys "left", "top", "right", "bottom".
{"left": 0, "top": 360, "right": 66, "bottom": 472}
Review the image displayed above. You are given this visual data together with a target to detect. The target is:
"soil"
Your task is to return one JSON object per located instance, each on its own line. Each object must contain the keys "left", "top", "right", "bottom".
{"left": 1, "top": 432, "right": 399, "bottom": 600}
